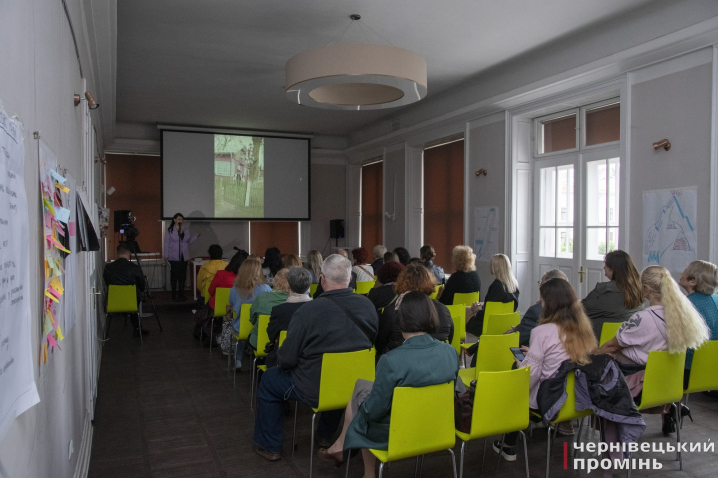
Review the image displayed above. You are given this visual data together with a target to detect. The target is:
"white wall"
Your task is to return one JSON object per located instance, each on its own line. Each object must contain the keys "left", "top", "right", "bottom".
{"left": 310, "top": 160, "right": 347, "bottom": 255}
{"left": 383, "top": 148, "right": 406, "bottom": 251}
{"left": 0, "top": 0, "right": 107, "bottom": 476}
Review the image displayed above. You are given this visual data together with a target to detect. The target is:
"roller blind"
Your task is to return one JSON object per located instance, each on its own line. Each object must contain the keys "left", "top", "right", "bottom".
{"left": 250, "top": 222, "right": 299, "bottom": 257}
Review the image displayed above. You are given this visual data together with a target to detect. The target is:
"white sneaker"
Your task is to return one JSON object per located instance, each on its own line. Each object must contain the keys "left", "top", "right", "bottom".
{"left": 492, "top": 441, "right": 517, "bottom": 462}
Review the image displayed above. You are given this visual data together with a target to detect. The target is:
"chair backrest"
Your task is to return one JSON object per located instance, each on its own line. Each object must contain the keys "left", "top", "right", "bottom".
{"left": 429, "top": 285, "right": 441, "bottom": 300}
{"left": 469, "top": 368, "right": 530, "bottom": 438}
{"left": 254, "top": 315, "right": 271, "bottom": 358}
{"left": 107, "top": 285, "right": 138, "bottom": 313}
{"left": 473, "top": 333, "right": 519, "bottom": 378}
{"left": 309, "top": 283, "right": 319, "bottom": 297}
{"left": 553, "top": 372, "right": 593, "bottom": 423}
{"left": 640, "top": 350, "right": 686, "bottom": 410}
{"left": 279, "top": 330, "right": 287, "bottom": 347}
{"left": 453, "top": 291, "right": 480, "bottom": 306}
{"left": 685, "top": 340, "right": 718, "bottom": 393}
{"left": 316, "top": 348, "right": 376, "bottom": 412}
{"left": 213, "top": 287, "right": 232, "bottom": 318}
{"left": 202, "top": 282, "right": 210, "bottom": 304}
{"left": 599, "top": 322, "right": 623, "bottom": 346}
{"left": 481, "top": 302, "right": 516, "bottom": 334}
{"left": 236, "top": 303, "right": 253, "bottom": 340}
{"left": 355, "top": 280, "right": 375, "bottom": 295}
{"left": 484, "top": 312, "right": 521, "bottom": 336}
{"left": 386, "top": 382, "right": 456, "bottom": 461}
{"left": 447, "top": 304, "right": 466, "bottom": 355}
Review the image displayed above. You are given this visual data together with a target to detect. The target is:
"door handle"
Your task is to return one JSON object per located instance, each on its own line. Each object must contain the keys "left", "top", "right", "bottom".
{"left": 92, "top": 287, "right": 102, "bottom": 296}
{"left": 579, "top": 266, "right": 584, "bottom": 283}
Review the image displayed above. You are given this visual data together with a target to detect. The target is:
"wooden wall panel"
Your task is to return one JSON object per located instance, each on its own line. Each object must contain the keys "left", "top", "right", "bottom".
{"left": 250, "top": 222, "right": 299, "bottom": 256}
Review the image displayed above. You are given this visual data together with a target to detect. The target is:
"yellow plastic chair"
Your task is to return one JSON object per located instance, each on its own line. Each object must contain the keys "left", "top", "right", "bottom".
{"left": 206, "top": 287, "right": 231, "bottom": 355}
{"left": 201, "top": 282, "right": 210, "bottom": 304}
{"left": 484, "top": 312, "right": 521, "bottom": 336}
{"left": 456, "top": 368, "right": 530, "bottom": 478}
{"left": 309, "top": 283, "right": 319, "bottom": 297}
{"left": 279, "top": 330, "right": 287, "bottom": 347}
{"left": 458, "top": 333, "right": 519, "bottom": 387}
{"left": 430, "top": 285, "right": 441, "bottom": 300}
{"left": 231, "top": 304, "right": 253, "bottom": 387}
{"left": 447, "top": 304, "right": 466, "bottom": 358}
{"left": 355, "top": 280, "right": 375, "bottom": 295}
{"left": 481, "top": 302, "right": 516, "bottom": 334}
{"left": 250, "top": 315, "right": 272, "bottom": 409}
{"left": 345, "top": 382, "right": 458, "bottom": 478}
{"left": 682, "top": 341, "right": 718, "bottom": 427}
{"left": 627, "top": 350, "right": 687, "bottom": 476}
{"left": 533, "top": 372, "right": 592, "bottom": 478}
{"left": 454, "top": 291, "right": 480, "bottom": 306}
{"left": 106, "top": 285, "right": 141, "bottom": 343}
{"left": 292, "top": 348, "right": 376, "bottom": 478}
{"left": 599, "top": 322, "right": 623, "bottom": 346}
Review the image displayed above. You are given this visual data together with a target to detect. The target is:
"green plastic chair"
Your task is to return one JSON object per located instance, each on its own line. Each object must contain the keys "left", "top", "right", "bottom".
{"left": 345, "top": 382, "right": 458, "bottom": 478}
{"left": 106, "top": 285, "right": 140, "bottom": 343}
{"left": 599, "top": 322, "right": 623, "bottom": 346}
{"left": 292, "top": 348, "right": 376, "bottom": 478}
{"left": 250, "top": 315, "right": 272, "bottom": 409}
{"left": 430, "top": 285, "right": 441, "bottom": 300}
{"left": 354, "top": 280, "right": 375, "bottom": 295}
{"left": 682, "top": 341, "right": 718, "bottom": 427}
{"left": 454, "top": 291, "right": 480, "bottom": 306}
{"left": 231, "top": 304, "right": 253, "bottom": 387}
{"left": 309, "top": 283, "right": 319, "bottom": 297}
{"left": 456, "top": 368, "right": 530, "bottom": 478}
{"left": 481, "top": 302, "right": 516, "bottom": 334}
{"left": 205, "top": 287, "right": 231, "bottom": 355}
{"left": 458, "top": 333, "right": 519, "bottom": 387}
{"left": 279, "top": 330, "right": 287, "bottom": 347}
{"left": 447, "top": 304, "right": 467, "bottom": 359}
{"left": 484, "top": 312, "right": 521, "bottom": 336}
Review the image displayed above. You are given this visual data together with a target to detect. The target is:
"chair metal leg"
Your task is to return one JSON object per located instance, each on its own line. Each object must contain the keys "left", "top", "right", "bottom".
{"left": 309, "top": 413, "right": 317, "bottom": 478}
{"left": 495, "top": 435, "right": 505, "bottom": 470}
{"left": 448, "top": 448, "right": 457, "bottom": 478}
{"left": 675, "top": 402, "right": 683, "bottom": 469}
{"left": 233, "top": 340, "right": 239, "bottom": 387}
{"left": 418, "top": 454, "right": 424, "bottom": 477}
{"left": 138, "top": 314, "right": 143, "bottom": 346}
{"left": 105, "top": 315, "right": 112, "bottom": 340}
{"left": 209, "top": 319, "right": 214, "bottom": 354}
{"left": 574, "top": 416, "right": 585, "bottom": 458}
{"left": 345, "top": 451, "right": 351, "bottom": 478}
{"left": 481, "top": 437, "right": 487, "bottom": 473}
{"left": 415, "top": 455, "right": 421, "bottom": 477}
{"left": 520, "top": 430, "right": 529, "bottom": 478}
{"left": 459, "top": 441, "right": 466, "bottom": 478}
{"left": 378, "top": 461, "right": 385, "bottom": 478}
{"left": 250, "top": 356, "right": 258, "bottom": 410}
{"left": 545, "top": 425, "right": 552, "bottom": 478}
{"left": 292, "top": 402, "right": 299, "bottom": 456}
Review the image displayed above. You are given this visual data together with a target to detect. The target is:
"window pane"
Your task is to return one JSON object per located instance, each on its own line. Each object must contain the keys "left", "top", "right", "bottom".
{"left": 586, "top": 159, "right": 607, "bottom": 227}
{"left": 608, "top": 157, "right": 619, "bottom": 226}
{"left": 557, "top": 165, "right": 574, "bottom": 227}
{"left": 586, "top": 103, "right": 620, "bottom": 146}
{"left": 541, "top": 114, "right": 576, "bottom": 153}
{"left": 540, "top": 167, "right": 556, "bottom": 226}
{"left": 586, "top": 227, "right": 607, "bottom": 261}
{"left": 557, "top": 227, "right": 573, "bottom": 259}
{"left": 540, "top": 227, "right": 556, "bottom": 257}
{"left": 608, "top": 228, "right": 619, "bottom": 254}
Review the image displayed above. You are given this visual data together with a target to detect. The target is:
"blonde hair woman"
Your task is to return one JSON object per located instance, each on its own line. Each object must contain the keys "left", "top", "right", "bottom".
{"left": 599, "top": 265, "right": 710, "bottom": 435}
{"left": 306, "top": 250, "right": 323, "bottom": 284}
{"left": 679, "top": 260, "right": 718, "bottom": 378}
{"left": 284, "top": 253, "right": 303, "bottom": 268}
{"left": 466, "top": 254, "right": 520, "bottom": 336}
{"left": 228, "top": 258, "right": 271, "bottom": 368}
{"left": 438, "top": 245, "right": 481, "bottom": 306}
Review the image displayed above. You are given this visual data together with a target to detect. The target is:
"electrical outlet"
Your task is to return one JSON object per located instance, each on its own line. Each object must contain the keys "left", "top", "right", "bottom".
{"left": 68, "top": 439, "right": 74, "bottom": 460}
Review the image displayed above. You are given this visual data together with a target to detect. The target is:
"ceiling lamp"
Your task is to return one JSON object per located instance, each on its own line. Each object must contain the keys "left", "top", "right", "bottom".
{"left": 285, "top": 14, "right": 427, "bottom": 110}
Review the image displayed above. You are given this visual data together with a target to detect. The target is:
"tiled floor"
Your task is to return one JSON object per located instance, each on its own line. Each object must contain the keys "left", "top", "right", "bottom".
{"left": 88, "top": 297, "right": 718, "bottom": 477}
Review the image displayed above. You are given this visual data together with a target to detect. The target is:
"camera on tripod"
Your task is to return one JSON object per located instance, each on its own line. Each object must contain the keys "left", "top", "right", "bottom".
{"left": 114, "top": 210, "right": 140, "bottom": 253}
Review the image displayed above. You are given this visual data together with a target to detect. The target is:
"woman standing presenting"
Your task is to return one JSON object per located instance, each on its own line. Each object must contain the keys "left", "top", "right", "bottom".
{"left": 164, "top": 213, "right": 200, "bottom": 301}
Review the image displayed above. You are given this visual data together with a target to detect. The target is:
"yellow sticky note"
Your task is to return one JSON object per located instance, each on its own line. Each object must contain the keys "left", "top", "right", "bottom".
{"left": 44, "top": 259, "right": 50, "bottom": 280}
{"left": 55, "top": 182, "right": 70, "bottom": 193}
{"left": 44, "top": 289, "right": 59, "bottom": 303}
{"left": 50, "top": 277, "right": 64, "bottom": 295}
{"left": 43, "top": 198, "right": 55, "bottom": 215}
{"left": 56, "top": 326, "right": 64, "bottom": 341}
{"left": 43, "top": 343, "right": 48, "bottom": 363}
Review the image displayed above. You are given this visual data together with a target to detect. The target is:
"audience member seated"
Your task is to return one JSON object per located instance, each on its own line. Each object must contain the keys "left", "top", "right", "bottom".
{"left": 438, "top": 245, "right": 481, "bottom": 306}
{"left": 351, "top": 247, "right": 374, "bottom": 282}
{"left": 599, "top": 265, "right": 710, "bottom": 435}
{"left": 582, "top": 250, "right": 644, "bottom": 339}
{"left": 495, "top": 278, "right": 597, "bottom": 461}
{"left": 375, "top": 263, "right": 454, "bottom": 356}
{"left": 420, "top": 244, "right": 445, "bottom": 285}
{"left": 103, "top": 244, "right": 148, "bottom": 337}
{"left": 393, "top": 246, "right": 411, "bottom": 266}
{"left": 313, "top": 249, "right": 356, "bottom": 297}
{"left": 317, "top": 292, "right": 458, "bottom": 474}
{"left": 252, "top": 254, "right": 378, "bottom": 461}
{"left": 383, "top": 251, "right": 398, "bottom": 264}
{"left": 229, "top": 258, "right": 271, "bottom": 369}
{"left": 306, "top": 249, "right": 323, "bottom": 283}
{"left": 207, "top": 249, "right": 247, "bottom": 310}
{"left": 367, "top": 261, "right": 404, "bottom": 310}
{"left": 264, "top": 267, "right": 312, "bottom": 368}
{"left": 197, "top": 244, "right": 228, "bottom": 304}
{"left": 466, "top": 254, "right": 519, "bottom": 337}
{"left": 679, "top": 260, "right": 718, "bottom": 387}
{"left": 283, "top": 253, "right": 302, "bottom": 268}
{"left": 507, "top": 269, "right": 566, "bottom": 347}
{"left": 371, "top": 245, "right": 387, "bottom": 272}
{"left": 248, "top": 269, "right": 291, "bottom": 353}
{"left": 262, "top": 247, "right": 284, "bottom": 287}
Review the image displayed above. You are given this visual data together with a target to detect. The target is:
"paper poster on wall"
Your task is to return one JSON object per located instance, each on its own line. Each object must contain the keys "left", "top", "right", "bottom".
{"left": 473, "top": 206, "right": 499, "bottom": 262}
{"left": 643, "top": 187, "right": 697, "bottom": 272}
{"left": 0, "top": 105, "right": 40, "bottom": 441}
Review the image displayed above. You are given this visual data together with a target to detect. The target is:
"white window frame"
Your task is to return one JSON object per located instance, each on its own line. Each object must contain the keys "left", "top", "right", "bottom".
{"left": 580, "top": 97, "right": 621, "bottom": 151}
{"left": 534, "top": 108, "right": 579, "bottom": 158}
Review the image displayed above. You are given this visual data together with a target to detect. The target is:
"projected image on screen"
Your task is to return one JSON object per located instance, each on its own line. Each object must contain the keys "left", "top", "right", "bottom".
{"left": 214, "top": 135, "right": 264, "bottom": 218}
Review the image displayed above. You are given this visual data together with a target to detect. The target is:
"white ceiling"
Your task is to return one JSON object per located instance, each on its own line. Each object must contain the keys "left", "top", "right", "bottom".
{"left": 117, "top": 0, "right": 657, "bottom": 138}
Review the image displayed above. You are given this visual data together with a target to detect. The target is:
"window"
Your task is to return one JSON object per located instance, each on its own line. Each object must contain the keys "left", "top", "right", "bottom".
{"left": 539, "top": 165, "right": 574, "bottom": 258}
{"left": 424, "top": 139, "right": 464, "bottom": 271}
{"left": 585, "top": 158, "right": 619, "bottom": 260}
{"left": 585, "top": 102, "right": 620, "bottom": 146}
{"left": 361, "top": 160, "right": 383, "bottom": 254}
{"left": 538, "top": 113, "right": 577, "bottom": 154}
{"left": 250, "top": 222, "right": 299, "bottom": 256}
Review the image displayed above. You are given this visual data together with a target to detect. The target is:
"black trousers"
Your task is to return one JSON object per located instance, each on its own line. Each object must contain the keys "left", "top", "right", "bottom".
{"left": 169, "top": 260, "right": 188, "bottom": 292}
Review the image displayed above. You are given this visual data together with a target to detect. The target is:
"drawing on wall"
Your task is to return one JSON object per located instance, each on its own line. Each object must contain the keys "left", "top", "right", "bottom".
{"left": 473, "top": 206, "right": 499, "bottom": 262}
{"left": 642, "top": 187, "right": 697, "bottom": 272}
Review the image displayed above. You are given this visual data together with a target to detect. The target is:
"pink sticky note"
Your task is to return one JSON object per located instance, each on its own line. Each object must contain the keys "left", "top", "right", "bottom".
{"left": 47, "top": 334, "right": 58, "bottom": 348}
{"left": 55, "top": 226, "right": 65, "bottom": 237}
{"left": 47, "top": 286, "right": 61, "bottom": 298}
{"left": 45, "top": 212, "right": 52, "bottom": 229}
{"left": 68, "top": 222, "right": 76, "bottom": 237}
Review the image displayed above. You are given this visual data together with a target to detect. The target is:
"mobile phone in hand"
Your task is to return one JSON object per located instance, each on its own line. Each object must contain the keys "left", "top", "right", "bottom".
{"left": 510, "top": 347, "right": 525, "bottom": 362}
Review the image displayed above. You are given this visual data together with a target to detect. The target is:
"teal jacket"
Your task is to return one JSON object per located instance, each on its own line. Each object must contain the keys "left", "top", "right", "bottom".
{"left": 249, "top": 290, "right": 289, "bottom": 348}
{"left": 343, "top": 334, "right": 458, "bottom": 451}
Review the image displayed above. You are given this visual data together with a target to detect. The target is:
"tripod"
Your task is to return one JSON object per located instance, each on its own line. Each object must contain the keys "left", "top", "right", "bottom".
{"left": 121, "top": 240, "right": 163, "bottom": 334}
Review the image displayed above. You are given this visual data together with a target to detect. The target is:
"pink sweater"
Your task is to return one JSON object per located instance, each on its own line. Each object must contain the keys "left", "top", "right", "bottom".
{"left": 520, "top": 323, "right": 570, "bottom": 409}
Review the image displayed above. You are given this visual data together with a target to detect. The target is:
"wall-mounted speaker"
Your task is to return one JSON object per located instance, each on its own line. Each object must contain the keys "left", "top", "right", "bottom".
{"left": 329, "top": 219, "right": 345, "bottom": 239}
